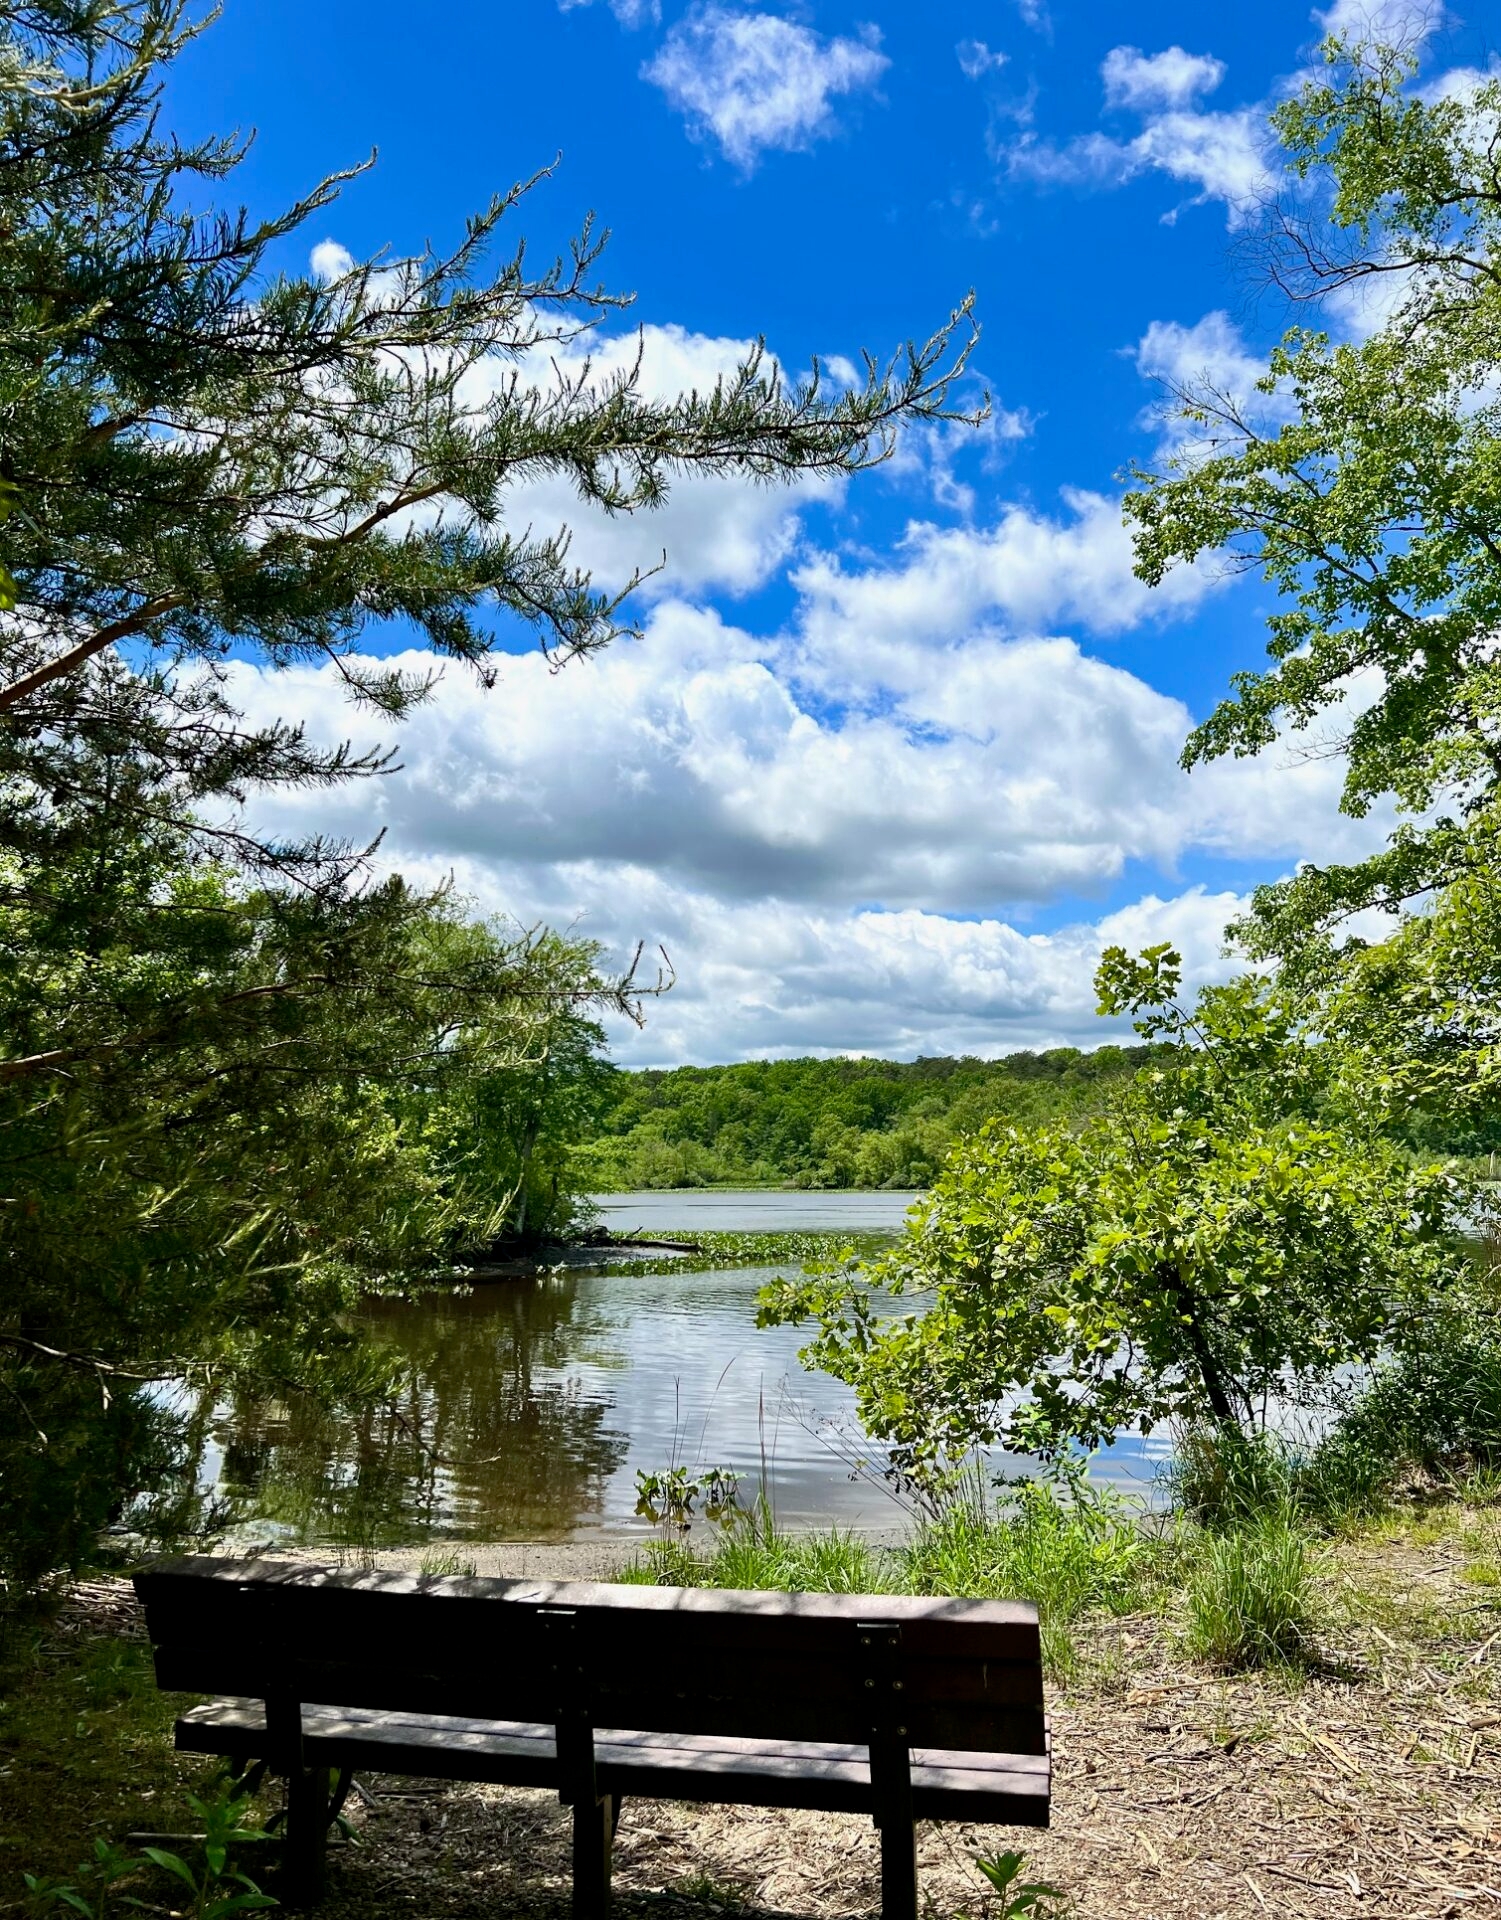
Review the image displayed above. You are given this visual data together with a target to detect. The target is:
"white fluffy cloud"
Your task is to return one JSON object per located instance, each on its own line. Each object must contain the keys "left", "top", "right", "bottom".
{"left": 644, "top": 7, "right": 888, "bottom": 168}
{"left": 1133, "top": 309, "right": 1283, "bottom": 457}
{"left": 217, "top": 504, "right": 1388, "bottom": 1061}
{"left": 453, "top": 318, "right": 842, "bottom": 600}
{"left": 790, "top": 489, "right": 1219, "bottom": 694}
{"left": 560, "top": 882, "right": 1251, "bottom": 1062}
{"left": 1007, "top": 43, "right": 1273, "bottom": 225}
{"left": 1136, "top": 310, "right": 1266, "bottom": 402}
{"left": 1102, "top": 45, "right": 1226, "bottom": 111}
{"left": 1315, "top": 0, "right": 1442, "bottom": 48}
{"left": 1011, "top": 115, "right": 1271, "bottom": 227}
{"left": 309, "top": 239, "right": 355, "bottom": 282}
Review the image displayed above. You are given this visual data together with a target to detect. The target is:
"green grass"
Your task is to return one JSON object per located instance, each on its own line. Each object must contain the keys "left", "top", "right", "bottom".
{"left": 417, "top": 1548, "right": 478, "bottom": 1578}
{"left": 619, "top": 1514, "right": 896, "bottom": 1599}
{"left": 903, "top": 1484, "right": 1149, "bottom": 1681}
{"left": 1181, "top": 1511, "right": 1321, "bottom": 1669}
{"left": 621, "top": 1481, "right": 1151, "bottom": 1682}
{"left": 0, "top": 1605, "right": 261, "bottom": 1906}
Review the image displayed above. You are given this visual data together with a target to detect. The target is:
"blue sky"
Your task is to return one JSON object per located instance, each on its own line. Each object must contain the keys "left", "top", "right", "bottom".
{"left": 167, "top": 2, "right": 1495, "bottom": 1063}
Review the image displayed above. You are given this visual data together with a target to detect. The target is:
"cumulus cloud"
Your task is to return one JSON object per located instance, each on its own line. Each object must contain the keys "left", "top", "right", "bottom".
{"left": 450, "top": 319, "right": 842, "bottom": 600}
{"left": 1005, "top": 42, "right": 1272, "bottom": 226}
{"left": 213, "top": 514, "right": 1389, "bottom": 1063}
{"left": 1314, "top": 0, "right": 1442, "bottom": 48}
{"left": 1136, "top": 310, "right": 1266, "bottom": 402}
{"left": 790, "top": 489, "right": 1220, "bottom": 695}
{"left": 644, "top": 6, "right": 888, "bottom": 168}
{"left": 1132, "top": 309, "right": 1284, "bottom": 457}
{"left": 309, "top": 240, "right": 355, "bottom": 282}
{"left": 216, "top": 627, "right": 1264, "bottom": 1061}
{"left": 230, "top": 590, "right": 1363, "bottom": 921}
{"left": 1102, "top": 45, "right": 1226, "bottom": 111}
{"left": 1010, "top": 110, "right": 1272, "bottom": 227}
{"left": 572, "top": 883, "right": 1251, "bottom": 1062}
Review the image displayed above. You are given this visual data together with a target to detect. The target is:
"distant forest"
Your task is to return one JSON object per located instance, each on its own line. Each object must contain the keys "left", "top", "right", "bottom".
{"left": 574, "top": 1046, "right": 1164, "bottom": 1191}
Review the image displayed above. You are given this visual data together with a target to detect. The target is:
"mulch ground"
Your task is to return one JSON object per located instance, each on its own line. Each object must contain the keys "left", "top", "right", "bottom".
{"left": 23, "top": 1511, "right": 1501, "bottom": 1920}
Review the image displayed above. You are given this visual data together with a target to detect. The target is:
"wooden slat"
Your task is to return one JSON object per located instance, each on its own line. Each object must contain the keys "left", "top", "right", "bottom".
{"left": 139, "top": 1559, "right": 1039, "bottom": 1623}
{"left": 158, "top": 1657, "right": 1043, "bottom": 1753}
{"left": 173, "top": 1700, "right": 1050, "bottom": 1825}
{"left": 137, "top": 1558, "right": 1045, "bottom": 1755}
{"left": 134, "top": 1559, "right": 1040, "bottom": 1655}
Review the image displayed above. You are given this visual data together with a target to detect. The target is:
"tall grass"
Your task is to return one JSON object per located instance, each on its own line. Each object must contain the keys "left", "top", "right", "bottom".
{"left": 904, "top": 1479, "right": 1147, "bottom": 1680}
{"left": 619, "top": 1305, "right": 1501, "bottom": 1682}
{"left": 618, "top": 1506, "right": 896, "bottom": 1598}
{"left": 1181, "top": 1511, "right": 1320, "bottom": 1668}
{"left": 621, "top": 1476, "right": 1147, "bottom": 1681}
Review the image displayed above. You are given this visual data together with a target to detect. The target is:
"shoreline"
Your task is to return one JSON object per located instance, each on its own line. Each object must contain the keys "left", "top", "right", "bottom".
{"left": 264, "top": 1526, "right": 916, "bottom": 1582}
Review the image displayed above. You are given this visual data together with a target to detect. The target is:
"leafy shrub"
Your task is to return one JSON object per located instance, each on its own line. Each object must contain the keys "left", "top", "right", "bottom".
{"left": 974, "top": 1849, "right": 1063, "bottom": 1918}
{"left": 1182, "top": 1513, "right": 1319, "bottom": 1668}
{"left": 1337, "top": 1314, "right": 1501, "bottom": 1473}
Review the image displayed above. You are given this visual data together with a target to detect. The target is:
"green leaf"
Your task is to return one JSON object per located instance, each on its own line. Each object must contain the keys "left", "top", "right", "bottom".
{"left": 140, "top": 1848, "right": 198, "bottom": 1891}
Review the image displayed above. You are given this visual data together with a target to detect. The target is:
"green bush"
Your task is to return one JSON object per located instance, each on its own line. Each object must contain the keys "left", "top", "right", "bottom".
{"left": 1169, "top": 1424, "right": 1296, "bottom": 1531}
{"left": 1181, "top": 1513, "right": 1319, "bottom": 1668}
{"left": 1338, "top": 1315, "right": 1501, "bottom": 1472}
{"left": 1171, "top": 1306, "right": 1501, "bottom": 1538}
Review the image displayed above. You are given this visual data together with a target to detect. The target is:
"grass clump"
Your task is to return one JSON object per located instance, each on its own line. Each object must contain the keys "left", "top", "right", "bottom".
{"left": 1171, "top": 1425, "right": 1298, "bottom": 1530}
{"left": 903, "top": 1479, "right": 1146, "bottom": 1681}
{"left": 620, "top": 1511, "right": 895, "bottom": 1598}
{"left": 623, "top": 1475, "right": 1146, "bottom": 1681}
{"left": 416, "top": 1548, "right": 478, "bottom": 1578}
{"left": 1181, "top": 1511, "right": 1321, "bottom": 1669}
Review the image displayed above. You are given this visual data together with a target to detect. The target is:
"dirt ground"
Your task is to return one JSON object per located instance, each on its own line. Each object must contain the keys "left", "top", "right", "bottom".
{"left": 12, "top": 1509, "right": 1501, "bottom": 1920}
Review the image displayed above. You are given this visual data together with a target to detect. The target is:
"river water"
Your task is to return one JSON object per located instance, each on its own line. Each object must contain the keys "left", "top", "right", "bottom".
{"left": 197, "top": 1191, "right": 1169, "bottom": 1551}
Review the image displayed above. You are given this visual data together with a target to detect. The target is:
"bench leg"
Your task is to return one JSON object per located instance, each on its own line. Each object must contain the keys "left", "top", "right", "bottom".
{"left": 879, "top": 1819, "right": 918, "bottom": 1920}
{"left": 571, "top": 1793, "right": 615, "bottom": 1920}
{"left": 868, "top": 1731, "right": 917, "bottom": 1920}
{"left": 281, "top": 1765, "right": 331, "bottom": 1906}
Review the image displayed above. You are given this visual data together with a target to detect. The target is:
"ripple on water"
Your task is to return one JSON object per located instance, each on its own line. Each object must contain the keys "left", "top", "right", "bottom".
{"left": 197, "top": 1192, "right": 1171, "bottom": 1549}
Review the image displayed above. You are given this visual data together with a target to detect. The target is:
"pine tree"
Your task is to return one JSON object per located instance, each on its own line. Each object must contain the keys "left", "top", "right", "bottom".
{"left": 0, "top": 1, "right": 981, "bottom": 1589}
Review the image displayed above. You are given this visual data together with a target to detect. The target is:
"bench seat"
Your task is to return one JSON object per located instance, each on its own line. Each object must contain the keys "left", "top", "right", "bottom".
{"left": 176, "top": 1697, "right": 1051, "bottom": 1824}
{"left": 136, "top": 1556, "right": 1051, "bottom": 1918}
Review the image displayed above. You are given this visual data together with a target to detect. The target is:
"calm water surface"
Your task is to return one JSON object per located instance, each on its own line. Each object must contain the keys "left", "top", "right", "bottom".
{"left": 593, "top": 1190, "right": 921, "bottom": 1233}
{"left": 201, "top": 1191, "right": 1168, "bottom": 1549}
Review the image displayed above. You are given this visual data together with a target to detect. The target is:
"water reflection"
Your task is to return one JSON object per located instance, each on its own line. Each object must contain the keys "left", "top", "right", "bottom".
{"left": 207, "top": 1271, "right": 631, "bottom": 1548}
{"left": 199, "top": 1195, "right": 1171, "bottom": 1548}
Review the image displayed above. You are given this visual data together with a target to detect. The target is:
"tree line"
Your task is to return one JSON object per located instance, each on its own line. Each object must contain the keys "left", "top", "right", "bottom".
{"left": 577, "top": 1047, "right": 1164, "bottom": 1190}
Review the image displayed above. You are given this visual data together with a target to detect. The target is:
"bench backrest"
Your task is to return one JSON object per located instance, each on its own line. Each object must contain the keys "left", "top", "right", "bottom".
{"left": 134, "top": 1557, "right": 1046, "bottom": 1756}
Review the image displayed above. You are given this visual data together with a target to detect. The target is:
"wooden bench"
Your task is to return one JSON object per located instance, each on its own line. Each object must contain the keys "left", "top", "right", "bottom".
{"left": 133, "top": 1556, "right": 1049, "bottom": 1919}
